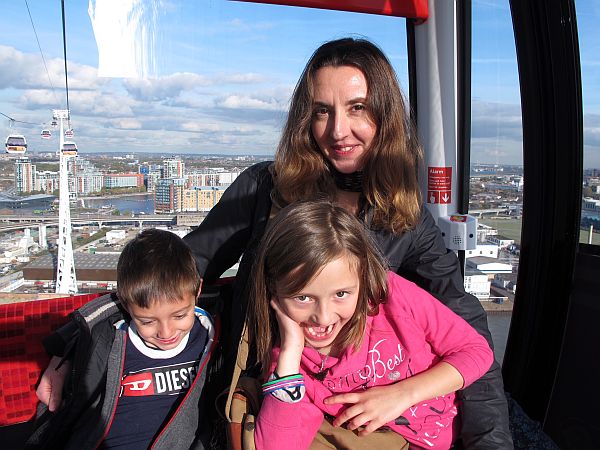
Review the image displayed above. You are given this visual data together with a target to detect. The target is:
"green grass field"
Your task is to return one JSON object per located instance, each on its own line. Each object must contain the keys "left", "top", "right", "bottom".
{"left": 479, "top": 218, "right": 600, "bottom": 246}
{"left": 479, "top": 218, "right": 524, "bottom": 244}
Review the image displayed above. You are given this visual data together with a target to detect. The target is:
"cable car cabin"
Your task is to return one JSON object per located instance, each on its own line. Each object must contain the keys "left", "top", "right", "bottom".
{"left": 41, "top": 129, "right": 51, "bottom": 139}
{"left": 1, "top": 1, "right": 598, "bottom": 449}
{"left": 61, "top": 140, "right": 78, "bottom": 156}
{"left": 64, "top": 129, "right": 74, "bottom": 138}
{"left": 5, "top": 134, "right": 27, "bottom": 154}
{"left": 50, "top": 120, "right": 57, "bottom": 127}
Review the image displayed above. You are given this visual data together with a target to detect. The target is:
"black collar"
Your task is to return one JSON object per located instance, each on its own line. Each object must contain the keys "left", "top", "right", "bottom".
{"left": 331, "top": 167, "right": 363, "bottom": 192}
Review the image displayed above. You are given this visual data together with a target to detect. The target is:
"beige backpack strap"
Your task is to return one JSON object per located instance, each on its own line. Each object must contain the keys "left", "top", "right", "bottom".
{"left": 224, "top": 320, "right": 251, "bottom": 419}
{"left": 224, "top": 200, "right": 278, "bottom": 431}
{"left": 225, "top": 200, "right": 279, "bottom": 420}
{"left": 226, "top": 375, "right": 262, "bottom": 450}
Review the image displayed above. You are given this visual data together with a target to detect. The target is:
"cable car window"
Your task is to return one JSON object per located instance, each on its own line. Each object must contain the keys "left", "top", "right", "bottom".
{"left": 0, "top": 3, "right": 408, "bottom": 273}
{"left": 469, "top": 0, "right": 522, "bottom": 363}
{"left": 576, "top": 3, "right": 600, "bottom": 247}
{"left": 1, "top": 2, "right": 408, "bottom": 160}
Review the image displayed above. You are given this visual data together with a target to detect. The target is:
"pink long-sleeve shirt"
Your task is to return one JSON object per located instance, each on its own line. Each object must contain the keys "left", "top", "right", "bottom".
{"left": 255, "top": 271, "right": 494, "bottom": 450}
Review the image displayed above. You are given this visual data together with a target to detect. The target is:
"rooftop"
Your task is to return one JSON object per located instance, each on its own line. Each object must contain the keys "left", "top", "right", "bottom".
{"left": 25, "top": 253, "right": 119, "bottom": 270}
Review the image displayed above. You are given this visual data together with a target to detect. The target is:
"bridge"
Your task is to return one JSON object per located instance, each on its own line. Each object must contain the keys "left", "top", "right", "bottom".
{"left": 0, "top": 214, "right": 179, "bottom": 234}
{"left": 469, "top": 208, "right": 516, "bottom": 218}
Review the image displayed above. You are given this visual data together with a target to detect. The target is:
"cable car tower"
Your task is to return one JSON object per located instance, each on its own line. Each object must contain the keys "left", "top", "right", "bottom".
{"left": 54, "top": 109, "right": 77, "bottom": 294}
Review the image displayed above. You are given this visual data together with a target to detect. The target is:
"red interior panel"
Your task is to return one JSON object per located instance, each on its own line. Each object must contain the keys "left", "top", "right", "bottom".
{"left": 234, "top": 0, "right": 428, "bottom": 20}
{"left": 0, "top": 294, "right": 102, "bottom": 426}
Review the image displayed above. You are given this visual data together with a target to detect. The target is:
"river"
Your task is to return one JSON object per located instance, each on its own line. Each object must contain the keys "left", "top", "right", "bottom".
{"left": 81, "top": 194, "right": 154, "bottom": 214}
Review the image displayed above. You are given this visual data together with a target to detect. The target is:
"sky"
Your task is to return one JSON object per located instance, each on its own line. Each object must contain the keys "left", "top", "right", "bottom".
{"left": 0, "top": 0, "right": 598, "bottom": 168}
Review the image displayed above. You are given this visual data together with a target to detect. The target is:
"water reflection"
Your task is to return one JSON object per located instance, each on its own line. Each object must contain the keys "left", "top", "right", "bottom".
{"left": 82, "top": 194, "right": 154, "bottom": 214}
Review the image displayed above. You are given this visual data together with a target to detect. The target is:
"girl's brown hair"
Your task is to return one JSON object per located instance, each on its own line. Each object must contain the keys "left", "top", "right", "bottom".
{"left": 273, "top": 37, "right": 423, "bottom": 233}
{"left": 248, "top": 201, "right": 389, "bottom": 372}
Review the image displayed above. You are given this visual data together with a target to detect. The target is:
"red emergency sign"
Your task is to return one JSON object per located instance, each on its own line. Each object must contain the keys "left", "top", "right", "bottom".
{"left": 427, "top": 166, "right": 452, "bottom": 204}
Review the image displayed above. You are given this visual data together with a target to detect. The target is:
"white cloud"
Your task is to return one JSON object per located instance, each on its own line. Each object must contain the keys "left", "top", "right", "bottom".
{"left": 123, "top": 72, "right": 211, "bottom": 100}
{"left": 584, "top": 113, "right": 600, "bottom": 147}
{"left": 470, "top": 100, "right": 523, "bottom": 165}
{"left": 220, "top": 73, "right": 268, "bottom": 84}
{"left": 68, "top": 90, "right": 136, "bottom": 117}
{"left": 217, "top": 95, "right": 280, "bottom": 111}
{"left": 122, "top": 71, "right": 271, "bottom": 102}
{"left": 181, "top": 121, "right": 221, "bottom": 132}
{"left": 471, "top": 100, "right": 522, "bottom": 140}
{"left": 0, "top": 45, "right": 104, "bottom": 91}
{"left": 111, "top": 118, "right": 143, "bottom": 130}
{"left": 19, "top": 90, "right": 60, "bottom": 110}
{"left": 214, "top": 86, "right": 292, "bottom": 113}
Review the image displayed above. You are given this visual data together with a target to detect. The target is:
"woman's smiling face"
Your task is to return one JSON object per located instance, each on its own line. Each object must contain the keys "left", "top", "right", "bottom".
{"left": 311, "top": 65, "right": 377, "bottom": 174}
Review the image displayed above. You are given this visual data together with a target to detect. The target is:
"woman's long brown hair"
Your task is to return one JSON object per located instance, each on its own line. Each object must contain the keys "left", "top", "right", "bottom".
{"left": 273, "top": 37, "right": 423, "bottom": 233}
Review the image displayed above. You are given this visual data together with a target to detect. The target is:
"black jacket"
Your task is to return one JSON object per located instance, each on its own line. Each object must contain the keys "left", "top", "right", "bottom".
{"left": 27, "top": 294, "right": 217, "bottom": 450}
{"left": 183, "top": 161, "right": 513, "bottom": 449}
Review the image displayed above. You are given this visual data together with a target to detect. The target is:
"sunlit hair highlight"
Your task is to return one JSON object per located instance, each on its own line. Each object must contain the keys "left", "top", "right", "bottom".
{"left": 117, "top": 228, "right": 200, "bottom": 309}
{"left": 273, "top": 37, "right": 423, "bottom": 233}
{"left": 248, "top": 201, "right": 389, "bottom": 372}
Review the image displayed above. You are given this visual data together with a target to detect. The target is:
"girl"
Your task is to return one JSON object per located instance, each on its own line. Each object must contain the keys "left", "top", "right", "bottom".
{"left": 249, "top": 201, "right": 494, "bottom": 450}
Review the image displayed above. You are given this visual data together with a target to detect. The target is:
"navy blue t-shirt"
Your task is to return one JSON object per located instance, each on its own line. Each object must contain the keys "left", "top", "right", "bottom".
{"left": 101, "top": 317, "right": 208, "bottom": 449}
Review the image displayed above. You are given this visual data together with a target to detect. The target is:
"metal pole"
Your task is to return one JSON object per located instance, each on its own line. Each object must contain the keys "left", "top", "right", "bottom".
{"left": 54, "top": 109, "right": 77, "bottom": 294}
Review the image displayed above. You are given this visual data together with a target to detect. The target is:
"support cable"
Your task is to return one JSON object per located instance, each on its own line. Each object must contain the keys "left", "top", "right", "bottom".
{"left": 1, "top": 111, "right": 40, "bottom": 126}
{"left": 24, "top": 0, "right": 60, "bottom": 107}
{"left": 61, "top": 0, "right": 70, "bottom": 117}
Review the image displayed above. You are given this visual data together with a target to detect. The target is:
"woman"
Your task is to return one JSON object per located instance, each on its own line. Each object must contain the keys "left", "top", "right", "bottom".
{"left": 39, "top": 38, "right": 511, "bottom": 448}
{"left": 184, "top": 38, "right": 511, "bottom": 448}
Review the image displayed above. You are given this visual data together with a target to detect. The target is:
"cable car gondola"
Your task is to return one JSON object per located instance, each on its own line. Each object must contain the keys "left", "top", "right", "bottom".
{"left": 41, "top": 129, "right": 52, "bottom": 139}
{"left": 64, "top": 129, "right": 74, "bottom": 138}
{"left": 61, "top": 140, "right": 78, "bottom": 156}
{"left": 5, "top": 134, "right": 27, "bottom": 154}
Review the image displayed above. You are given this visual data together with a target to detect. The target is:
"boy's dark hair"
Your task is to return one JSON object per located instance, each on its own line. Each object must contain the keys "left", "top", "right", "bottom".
{"left": 117, "top": 228, "right": 200, "bottom": 308}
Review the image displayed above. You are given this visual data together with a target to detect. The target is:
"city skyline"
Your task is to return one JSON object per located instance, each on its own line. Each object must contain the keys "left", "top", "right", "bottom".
{"left": 0, "top": 1, "right": 599, "bottom": 168}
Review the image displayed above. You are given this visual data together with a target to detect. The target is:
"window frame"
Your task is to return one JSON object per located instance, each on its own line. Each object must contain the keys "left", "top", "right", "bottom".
{"left": 503, "top": 0, "right": 583, "bottom": 422}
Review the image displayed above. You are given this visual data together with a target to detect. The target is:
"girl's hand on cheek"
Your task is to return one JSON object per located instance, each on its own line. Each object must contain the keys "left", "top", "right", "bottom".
{"left": 270, "top": 298, "right": 305, "bottom": 352}
{"left": 270, "top": 298, "right": 304, "bottom": 376}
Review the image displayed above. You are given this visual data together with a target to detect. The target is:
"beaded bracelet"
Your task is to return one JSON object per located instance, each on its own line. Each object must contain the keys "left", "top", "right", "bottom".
{"left": 262, "top": 373, "right": 306, "bottom": 403}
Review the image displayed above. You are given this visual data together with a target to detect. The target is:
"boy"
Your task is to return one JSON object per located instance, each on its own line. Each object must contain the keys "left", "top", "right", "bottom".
{"left": 27, "top": 229, "right": 217, "bottom": 450}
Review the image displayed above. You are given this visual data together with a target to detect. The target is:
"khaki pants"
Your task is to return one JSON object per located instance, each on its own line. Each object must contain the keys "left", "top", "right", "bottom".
{"left": 224, "top": 322, "right": 409, "bottom": 450}
{"left": 310, "top": 419, "right": 409, "bottom": 450}
{"left": 227, "top": 377, "right": 409, "bottom": 450}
